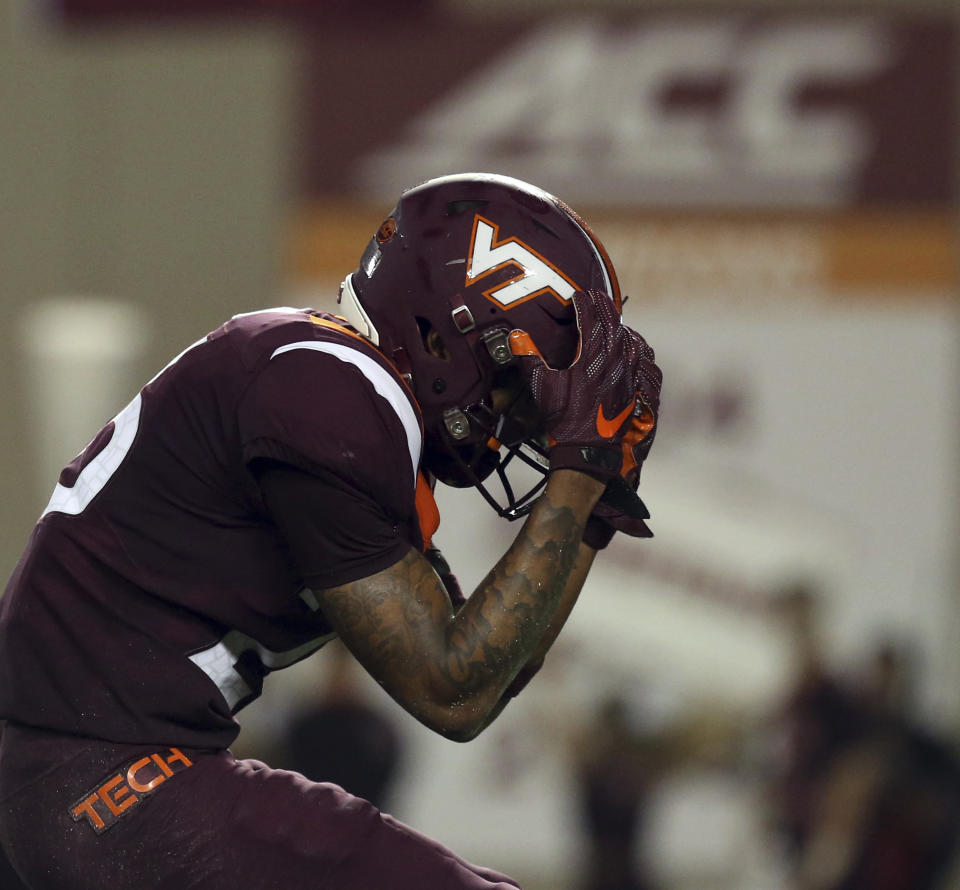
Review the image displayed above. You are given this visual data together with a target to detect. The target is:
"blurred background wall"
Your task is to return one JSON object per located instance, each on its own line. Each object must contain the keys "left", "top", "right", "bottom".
{"left": 2, "top": 0, "right": 958, "bottom": 888}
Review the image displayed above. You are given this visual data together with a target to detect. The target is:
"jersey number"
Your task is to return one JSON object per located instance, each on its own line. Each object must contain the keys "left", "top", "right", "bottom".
{"left": 41, "top": 394, "right": 143, "bottom": 519}
{"left": 40, "top": 335, "right": 209, "bottom": 519}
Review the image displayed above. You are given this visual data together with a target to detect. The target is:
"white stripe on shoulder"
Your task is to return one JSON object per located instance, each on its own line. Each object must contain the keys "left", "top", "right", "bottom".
{"left": 230, "top": 306, "right": 303, "bottom": 321}
{"left": 269, "top": 340, "right": 421, "bottom": 489}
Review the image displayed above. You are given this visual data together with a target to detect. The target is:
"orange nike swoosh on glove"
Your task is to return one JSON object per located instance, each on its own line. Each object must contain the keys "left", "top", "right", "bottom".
{"left": 595, "top": 400, "right": 635, "bottom": 438}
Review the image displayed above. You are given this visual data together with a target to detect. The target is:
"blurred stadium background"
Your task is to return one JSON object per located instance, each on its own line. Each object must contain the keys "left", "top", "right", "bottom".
{"left": 1, "top": 0, "right": 957, "bottom": 888}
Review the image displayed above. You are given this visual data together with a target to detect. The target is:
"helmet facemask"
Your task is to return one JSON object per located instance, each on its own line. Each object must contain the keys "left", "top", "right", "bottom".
{"left": 422, "top": 363, "right": 553, "bottom": 520}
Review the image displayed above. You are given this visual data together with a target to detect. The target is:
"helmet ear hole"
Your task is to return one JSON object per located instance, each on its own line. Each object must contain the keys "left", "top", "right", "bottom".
{"left": 416, "top": 317, "right": 450, "bottom": 361}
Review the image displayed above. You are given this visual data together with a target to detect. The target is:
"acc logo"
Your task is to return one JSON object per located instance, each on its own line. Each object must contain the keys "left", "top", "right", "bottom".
{"left": 466, "top": 215, "right": 579, "bottom": 308}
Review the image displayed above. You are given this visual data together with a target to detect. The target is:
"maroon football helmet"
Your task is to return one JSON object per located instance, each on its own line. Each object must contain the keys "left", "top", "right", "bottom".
{"left": 337, "top": 172, "right": 622, "bottom": 518}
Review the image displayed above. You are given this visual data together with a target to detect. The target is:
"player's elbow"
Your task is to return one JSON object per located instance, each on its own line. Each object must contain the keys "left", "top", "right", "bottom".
{"left": 415, "top": 696, "right": 494, "bottom": 743}
{"left": 424, "top": 663, "right": 534, "bottom": 741}
{"left": 435, "top": 716, "right": 486, "bottom": 744}
{"left": 399, "top": 661, "right": 512, "bottom": 741}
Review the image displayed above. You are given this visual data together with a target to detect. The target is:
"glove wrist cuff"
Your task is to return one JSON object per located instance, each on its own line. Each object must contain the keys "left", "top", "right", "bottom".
{"left": 582, "top": 515, "right": 616, "bottom": 550}
{"left": 549, "top": 443, "right": 621, "bottom": 479}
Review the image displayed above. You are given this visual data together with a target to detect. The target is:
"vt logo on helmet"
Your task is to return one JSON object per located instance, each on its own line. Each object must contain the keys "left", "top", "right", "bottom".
{"left": 466, "top": 215, "right": 579, "bottom": 308}
{"left": 338, "top": 172, "right": 622, "bottom": 519}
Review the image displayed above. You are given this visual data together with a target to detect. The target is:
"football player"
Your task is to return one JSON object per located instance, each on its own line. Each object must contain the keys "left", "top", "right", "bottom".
{"left": 0, "top": 173, "right": 661, "bottom": 889}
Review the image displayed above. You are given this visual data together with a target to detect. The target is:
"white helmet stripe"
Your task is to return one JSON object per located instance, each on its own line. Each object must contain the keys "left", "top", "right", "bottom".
{"left": 565, "top": 213, "right": 614, "bottom": 300}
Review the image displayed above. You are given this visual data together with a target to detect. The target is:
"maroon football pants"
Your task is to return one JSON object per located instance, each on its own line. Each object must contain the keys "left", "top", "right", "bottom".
{"left": 0, "top": 723, "right": 522, "bottom": 890}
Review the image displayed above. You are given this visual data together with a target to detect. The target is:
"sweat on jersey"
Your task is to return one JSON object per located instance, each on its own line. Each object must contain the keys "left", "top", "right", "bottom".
{"left": 0, "top": 309, "right": 439, "bottom": 749}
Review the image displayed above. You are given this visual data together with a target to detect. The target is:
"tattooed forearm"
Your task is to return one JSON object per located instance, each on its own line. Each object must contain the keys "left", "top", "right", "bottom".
{"left": 318, "top": 470, "right": 604, "bottom": 739}
{"left": 445, "top": 488, "right": 584, "bottom": 691}
{"left": 321, "top": 549, "right": 446, "bottom": 676}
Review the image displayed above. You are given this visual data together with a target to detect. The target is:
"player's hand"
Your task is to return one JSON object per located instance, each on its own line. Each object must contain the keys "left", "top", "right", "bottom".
{"left": 509, "top": 289, "right": 661, "bottom": 483}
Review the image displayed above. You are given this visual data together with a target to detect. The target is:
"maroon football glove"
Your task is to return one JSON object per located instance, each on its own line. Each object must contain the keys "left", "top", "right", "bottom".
{"left": 582, "top": 474, "right": 653, "bottom": 549}
{"left": 509, "top": 289, "right": 661, "bottom": 483}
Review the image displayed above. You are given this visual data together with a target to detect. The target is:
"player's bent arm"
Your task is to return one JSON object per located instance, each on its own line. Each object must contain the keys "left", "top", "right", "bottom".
{"left": 316, "top": 469, "right": 605, "bottom": 742}
{"left": 521, "top": 537, "right": 597, "bottom": 674}
{"left": 463, "top": 539, "right": 597, "bottom": 738}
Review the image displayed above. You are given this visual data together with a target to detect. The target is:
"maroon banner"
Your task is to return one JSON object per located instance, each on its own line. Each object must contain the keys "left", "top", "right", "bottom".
{"left": 296, "top": 12, "right": 956, "bottom": 209}
{"left": 57, "top": 5, "right": 957, "bottom": 209}
{"left": 58, "top": 0, "right": 434, "bottom": 22}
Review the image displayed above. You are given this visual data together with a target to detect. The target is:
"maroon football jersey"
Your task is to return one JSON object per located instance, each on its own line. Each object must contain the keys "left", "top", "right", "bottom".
{"left": 0, "top": 309, "right": 428, "bottom": 748}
